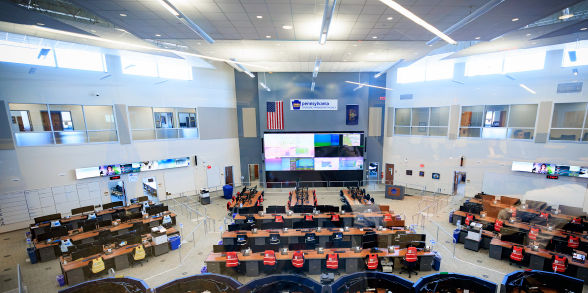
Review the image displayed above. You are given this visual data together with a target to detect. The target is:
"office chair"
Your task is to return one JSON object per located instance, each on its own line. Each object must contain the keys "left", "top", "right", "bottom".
{"left": 400, "top": 247, "right": 418, "bottom": 277}
{"left": 225, "top": 251, "right": 240, "bottom": 274}
{"left": 269, "top": 233, "right": 281, "bottom": 245}
{"left": 465, "top": 214, "right": 474, "bottom": 226}
{"left": 552, "top": 255, "right": 568, "bottom": 274}
{"left": 291, "top": 250, "right": 305, "bottom": 274}
{"left": 528, "top": 227, "right": 539, "bottom": 242}
{"left": 129, "top": 244, "right": 147, "bottom": 267}
{"left": 325, "top": 253, "right": 340, "bottom": 275}
{"left": 365, "top": 253, "right": 379, "bottom": 271}
{"left": 304, "top": 232, "right": 317, "bottom": 250}
{"left": 494, "top": 219, "right": 504, "bottom": 233}
{"left": 568, "top": 235, "right": 580, "bottom": 249}
{"left": 88, "top": 257, "right": 107, "bottom": 278}
{"left": 263, "top": 250, "right": 277, "bottom": 274}
{"left": 509, "top": 245, "right": 524, "bottom": 267}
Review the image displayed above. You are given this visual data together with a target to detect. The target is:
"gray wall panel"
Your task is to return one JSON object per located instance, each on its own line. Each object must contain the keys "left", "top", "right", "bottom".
{"left": 114, "top": 104, "right": 131, "bottom": 145}
{"left": 199, "top": 107, "right": 238, "bottom": 140}
{"left": 0, "top": 100, "right": 15, "bottom": 149}
{"left": 535, "top": 101, "right": 553, "bottom": 143}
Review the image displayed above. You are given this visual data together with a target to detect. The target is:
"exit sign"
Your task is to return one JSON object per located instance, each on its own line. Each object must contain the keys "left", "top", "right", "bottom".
{"left": 379, "top": 96, "right": 386, "bottom": 101}
{"left": 546, "top": 175, "right": 559, "bottom": 180}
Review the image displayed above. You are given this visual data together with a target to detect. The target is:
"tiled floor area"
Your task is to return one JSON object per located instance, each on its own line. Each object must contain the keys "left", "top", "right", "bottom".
{"left": 1, "top": 187, "right": 586, "bottom": 292}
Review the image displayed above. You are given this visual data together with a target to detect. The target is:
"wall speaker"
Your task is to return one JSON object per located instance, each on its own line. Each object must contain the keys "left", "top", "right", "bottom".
{"left": 194, "top": 156, "right": 197, "bottom": 166}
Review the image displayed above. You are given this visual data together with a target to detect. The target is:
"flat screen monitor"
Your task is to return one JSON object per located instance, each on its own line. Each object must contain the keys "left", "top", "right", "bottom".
{"left": 137, "top": 196, "right": 149, "bottom": 203}
{"left": 34, "top": 213, "right": 62, "bottom": 224}
{"left": 261, "top": 222, "right": 284, "bottom": 230}
{"left": 237, "top": 206, "right": 261, "bottom": 215}
{"left": 266, "top": 206, "right": 286, "bottom": 214}
{"left": 103, "top": 201, "right": 124, "bottom": 210}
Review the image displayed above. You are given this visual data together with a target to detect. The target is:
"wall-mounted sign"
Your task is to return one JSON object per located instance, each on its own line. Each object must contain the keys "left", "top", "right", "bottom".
{"left": 546, "top": 175, "right": 559, "bottom": 180}
{"left": 290, "top": 99, "right": 338, "bottom": 111}
{"left": 432, "top": 173, "right": 440, "bottom": 180}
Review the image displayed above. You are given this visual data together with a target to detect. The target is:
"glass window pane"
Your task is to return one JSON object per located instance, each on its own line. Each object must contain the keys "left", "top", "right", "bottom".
{"left": 411, "top": 108, "right": 429, "bottom": 127}
{"left": 10, "top": 110, "right": 34, "bottom": 132}
{"left": 460, "top": 127, "right": 481, "bottom": 138}
{"left": 9, "top": 103, "right": 50, "bottom": 132}
{"left": 178, "top": 112, "right": 197, "bottom": 128}
{"left": 562, "top": 46, "right": 588, "bottom": 67}
{"left": 550, "top": 129, "right": 582, "bottom": 141}
{"left": 156, "top": 129, "right": 179, "bottom": 139}
{"left": 48, "top": 105, "right": 86, "bottom": 131}
{"left": 128, "top": 106, "right": 154, "bottom": 129}
{"left": 54, "top": 131, "right": 87, "bottom": 144}
{"left": 13, "top": 132, "right": 54, "bottom": 146}
{"left": 0, "top": 40, "right": 55, "bottom": 67}
{"left": 154, "top": 112, "right": 174, "bottom": 128}
{"left": 482, "top": 127, "right": 507, "bottom": 139}
{"left": 157, "top": 56, "right": 192, "bottom": 80}
{"left": 508, "top": 128, "right": 534, "bottom": 140}
{"left": 84, "top": 106, "right": 116, "bottom": 130}
{"left": 88, "top": 130, "right": 118, "bottom": 143}
{"left": 397, "top": 64, "right": 425, "bottom": 83}
{"left": 179, "top": 128, "right": 199, "bottom": 138}
{"left": 508, "top": 104, "right": 537, "bottom": 128}
{"left": 54, "top": 48, "right": 106, "bottom": 72}
{"left": 465, "top": 53, "right": 503, "bottom": 76}
{"left": 503, "top": 50, "right": 545, "bottom": 73}
{"left": 429, "top": 127, "right": 448, "bottom": 136}
{"left": 583, "top": 130, "right": 588, "bottom": 142}
{"left": 411, "top": 126, "right": 428, "bottom": 136}
{"left": 132, "top": 129, "right": 156, "bottom": 140}
{"left": 551, "top": 103, "right": 587, "bottom": 128}
{"left": 430, "top": 107, "right": 449, "bottom": 126}
{"left": 395, "top": 108, "right": 411, "bottom": 126}
{"left": 121, "top": 52, "right": 158, "bottom": 77}
{"left": 483, "top": 105, "right": 508, "bottom": 127}
{"left": 394, "top": 126, "right": 410, "bottom": 135}
{"left": 426, "top": 60, "right": 454, "bottom": 81}
{"left": 460, "top": 106, "right": 484, "bottom": 127}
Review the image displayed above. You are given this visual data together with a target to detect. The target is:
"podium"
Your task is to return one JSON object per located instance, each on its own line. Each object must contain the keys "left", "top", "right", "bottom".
{"left": 385, "top": 185, "right": 405, "bottom": 200}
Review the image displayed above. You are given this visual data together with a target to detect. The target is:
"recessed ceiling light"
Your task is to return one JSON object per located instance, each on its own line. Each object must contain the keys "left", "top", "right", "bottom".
{"left": 372, "top": 36, "right": 378, "bottom": 39}
{"left": 120, "top": 13, "right": 127, "bottom": 17}
{"left": 115, "top": 28, "right": 127, "bottom": 32}
{"left": 352, "top": 44, "right": 358, "bottom": 47}
{"left": 36, "top": 22, "right": 45, "bottom": 26}
{"left": 474, "top": 36, "right": 480, "bottom": 40}
{"left": 256, "top": 15, "right": 263, "bottom": 19}
{"left": 90, "top": 29, "right": 96, "bottom": 33}
{"left": 265, "top": 35, "right": 271, "bottom": 38}
{"left": 155, "top": 34, "right": 161, "bottom": 37}
{"left": 511, "top": 18, "right": 519, "bottom": 22}
{"left": 387, "top": 17, "right": 393, "bottom": 20}
{"left": 282, "top": 25, "right": 292, "bottom": 30}
{"left": 526, "top": 33, "right": 531, "bottom": 36}
{"left": 581, "top": 27, "right": 588, "bottom": 31}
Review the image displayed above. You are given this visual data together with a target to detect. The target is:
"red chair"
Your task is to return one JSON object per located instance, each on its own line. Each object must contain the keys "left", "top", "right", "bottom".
{"left": 510, "top": 245, "right": 524, "bottom": 267}
{"left": 540, "top": 212, "right": 549, "bottom": 220}
{"left": 510, "top": 207, "right": 517, "bottom": 218}
{"left": 365, "top": 253, "right": 379, "bottom": 270}
{"left": 552, "top": 255, "right": 567, "bottom": 273}
{"left": 528, "top": 227, "right": 539, "bottom": 241}
{"left": 465, "top": 214, "right": 473, "bottom": 226}
{"left": 494, "top": 219, "right": 503, "bottom": 232}
{"left": 305, "top": 215, "right": 314, "bottom": 222}
{"left": 226, "top": 252, "right": 239, "bottom": 269}
{"left": 400, "top": 247, "right": 418, "bottom": 277}
{"left": 292, "top": 251, "right": 305, "bottom": 270}
{"left": 330, "top": 214, "right": 340, "bottom": 222}
{"left": 572, "top": 217, "right": 582, "bottom": 224}
{"left": 568, "top": 235, "right": 580, "bottom": 249}
{"left": 263, "top": 250, "right": 276, "bottom": 273}
{"left": 326, "top": 253, "right": 339, "bottom": 274}
{"left": 383, "top": 213, "right": 394, "bottom": 222}
{"left": 274, "top": 215, "right": 284, "bottom": 223}
{"left": 226, "top": 201, "right": 231, "bottom": 211}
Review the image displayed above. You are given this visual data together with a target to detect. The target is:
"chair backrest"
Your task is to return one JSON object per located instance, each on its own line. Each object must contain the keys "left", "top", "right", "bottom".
{"left": 226, "top": 251, "right": 239, "bottom": 267}
{"left": 529, "top": 227, "right": 539, "bottom": 240}
{"left": 383, "top": 213, "right": 393, "bottom": 222}
{"left": 133, "top": 245, "right": 146, "bottom": 261}
{"left": 90, "top": 257, "right": 105, "bottom": 274}
{"left": 326, "top": 253, "right": 338, "bottom": 269}
{"left": 465, "top": 214, "right": 473, "bottom": 225}
{"left": 568, "top": 235, "right": 580, "bottom": 248}
{"left": 263, "top": 250, "right": 276, "bottom": 266}
{"left": 331, "top": 214, "right": 340, "bottom": 222}
{"left": 292, "top": 251, "right": 304, "bottom": 268}
{"left": 510, "top": 246, "right": 523, "bottom": 261}
{"left": 305, "top": 215, "right": 314, "bottom": 221}
{"left": 366, "top": 253, "right": 378, "bottom": 269}
{"left": 275, "top": 215, "right": 284, "bottom": 223}
{"left": 405, "top": 247, "right": 418, "bottom": 262}
{"left": 305, "top": 233, "right": 316, "bottom": 243}
{"left": 552, "top": 255, "right": 567, "bottom": 272}
{"left": 494, "top": 219, "right": 503, "bottom": 232}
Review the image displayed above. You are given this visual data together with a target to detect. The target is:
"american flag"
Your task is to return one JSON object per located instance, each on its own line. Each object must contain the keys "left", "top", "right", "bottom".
{"left": 266, "top": 101, "right": 284, "bottom": 129}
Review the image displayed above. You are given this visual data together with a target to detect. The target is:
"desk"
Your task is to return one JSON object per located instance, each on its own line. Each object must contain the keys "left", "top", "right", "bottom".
{"left": 342, "top": 189, "right": 369, "bottom": 206}
{"left": 230, "top": 191, "right": 262, "bottom": 209}
{"left": 34, "top": 212, "right": 176, "bottom": 262}
{"left": 31, "top": 204, "right": 143, "bottom": 232}
{"left": 290, "top": 189, "right": 316, "bottom": 207}
{"left": 234, "top": 212, "right": 403, "bottom": 229}
{"left": 59, "top": 227, "right": 178, "bottom": 285}
{"left": 205, "top": 247, "right": 434, "bottom": 276}
{"left": 469, "top": 198, "right": 574, "bottom": 222}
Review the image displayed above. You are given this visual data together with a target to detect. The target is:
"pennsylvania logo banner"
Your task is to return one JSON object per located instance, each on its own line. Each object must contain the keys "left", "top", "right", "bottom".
{"left": 290, "top": 99, "right": 337, "bottom": 110}
{"left": 346, "top": 104, "right": 359, "bottom": 125}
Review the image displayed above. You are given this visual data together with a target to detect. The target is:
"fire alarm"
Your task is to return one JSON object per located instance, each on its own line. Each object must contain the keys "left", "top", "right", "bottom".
{"left": 419, "top": 164, "right": 424, "bottom": 168}
{"left": 207, "top": 165, "right": 211, "bottom": 169}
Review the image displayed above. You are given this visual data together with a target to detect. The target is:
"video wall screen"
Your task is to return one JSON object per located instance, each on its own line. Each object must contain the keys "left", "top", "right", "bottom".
{"left": 75, "top": 157, "right": 191, "bottom": 179}
{"left": 512, "top": 161, "right": 587, "bottom": 178}
{"left": 264, "top": 133, "right": 364, "bottom": 171}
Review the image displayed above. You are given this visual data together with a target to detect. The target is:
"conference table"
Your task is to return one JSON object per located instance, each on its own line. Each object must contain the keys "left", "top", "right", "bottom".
{"left": 59, "top": 227, "right": 179, "bottom": 285}
{"left": 290, "top": 189, "right": 316, "bottom": 207}
{"left": 34, "top": 212, "right": 176, "bottom": 262}
{"left": 205, "top": 247, "right": 434, "bottom": 276}
{"left": 229, "top": 191, "right": 263, "bottom": 209}
{"left": 233, "top": 211, "right": 404, "bottom": 229}
{"left": 222, "top": 227, "right": 413, "bottom": 248}
{"left": 469, "top": 198, "right": 575, "bottom": 222}
{"left": 342, "top": 189, "right": 369, "bottom": 206}
{"left": 489, "top": 238, "right": 588, "bottom": 282}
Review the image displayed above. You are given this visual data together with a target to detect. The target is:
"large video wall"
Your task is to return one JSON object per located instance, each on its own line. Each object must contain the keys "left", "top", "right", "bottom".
{"left": 512, "top": 161, "right": 588, "bottom": 178}
{"left": 264, "top": 132, "right": 364, "bottom": 183}
{"left": 75, "top": 157, "right": 191, "bottom": 179}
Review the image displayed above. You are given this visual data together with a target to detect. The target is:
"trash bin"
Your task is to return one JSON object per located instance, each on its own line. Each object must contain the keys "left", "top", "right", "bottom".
{"left": 56, "top": 274, "right": 66, "bottom": 287}
{"left": 453, "top": 229, "right": 460, "bottom": 244}
{"left": 432, "top": 251, "right": 442, "bottom": 271}
{"left": 448, "top": 210, "right": 454, "bottom": 223}
{"left": 169, "top": 235, "right": 181, "bottom": 250}
{"left": 27, "top": 247, "right": 37, "bottom": 264}
{"left": 223, "top": 185, "right": 233, "bottom": 200}
{"left": 200, "top": 189, "right": 210, "bottom": 205}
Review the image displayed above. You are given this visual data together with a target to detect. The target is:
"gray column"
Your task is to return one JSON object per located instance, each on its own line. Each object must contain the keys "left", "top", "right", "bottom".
{"left": 386, "top": 107, "right": 394, "bottom": 137}
{"left": 114, "top": 104, "right": 131, "bottom": 144}
{"left": 0, "top": 100, "right": 15, "bottom": 149}
{"left": 448, "top": 104, "right": 460, "bottom": 140}
{"left": 535, "top": 101, "right": 553, "bottom": 143}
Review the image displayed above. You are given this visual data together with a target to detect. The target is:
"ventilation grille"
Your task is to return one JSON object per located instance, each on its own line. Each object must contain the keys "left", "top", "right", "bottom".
{"left": 557, "top": 82, "right": 583, "bottom": 93}
{"left": 399, "top": 94, "right": 413, "bottom": 100}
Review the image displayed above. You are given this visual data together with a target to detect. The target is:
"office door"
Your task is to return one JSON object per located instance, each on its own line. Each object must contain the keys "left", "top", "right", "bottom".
{"left": 385, "top": 163, "right": 394, "bottom": 185}
{"left": 225, "top": 166, "right": 234, "bottom": 186}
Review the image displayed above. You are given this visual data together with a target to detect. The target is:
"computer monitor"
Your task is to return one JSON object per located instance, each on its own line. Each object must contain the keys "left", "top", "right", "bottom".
{"left": 50, "top": 226, "right": 68, "bottom": 238}
{"left": 82, "top": 220, "right": 97, "bottom": 232}
{"left": 103, "top": 201, "right": 124, "bottom": 210}
{"left": 137, "top": 196, "right": 149, "bottom": 203}
{"left": 266, "top": 206, "right": 286, "bottom": 214}
{"left": 341, "top": 205, "right": 353, "bottom": 213}
{"left": 71, "top": 205, "right": 95, "bottom": 215}
{"left": 261, "top": 222, "right": 284, "bottom": 230}
{"left": 98, "top": 220, "right": 112, "bottom": 228}
{"left": 34, "top": 213, "right": 62, "bottom": 224}
{"left": 37, "top": 233, "right": 51, "bottom": 242}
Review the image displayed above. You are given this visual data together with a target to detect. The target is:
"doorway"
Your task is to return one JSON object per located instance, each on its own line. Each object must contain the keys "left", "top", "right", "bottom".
{"left": 248, "top": 164, "right": 260, "bottom": 184}
{"left": 225, "top": 166, "right": 234, "bottom": 186}
{"left": 108, "top": 180, "right": 126, "bottom": 204}
{"left": 453, "top": 171, "right": 467, "bottom": 196}
{"left": 142, "top": 177, "right": 159, "bottom": 203}
{"left": 385, "top": 163, "right": 394, "bottom": 185}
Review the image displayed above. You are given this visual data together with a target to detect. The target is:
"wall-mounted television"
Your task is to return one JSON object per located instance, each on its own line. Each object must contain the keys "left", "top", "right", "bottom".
{"left": 75, "top": 157, "right": 191, "bottom": 180}
{"left": 512, "top": 161, "right": 587, "bottom": 178}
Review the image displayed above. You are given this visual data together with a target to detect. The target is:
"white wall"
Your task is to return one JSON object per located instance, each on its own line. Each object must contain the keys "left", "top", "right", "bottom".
{"left": 384, "top": 49, "right": 588, "bottom": 210}
{"left": 0, "top": 54, "right": 240, "bottom": 231}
